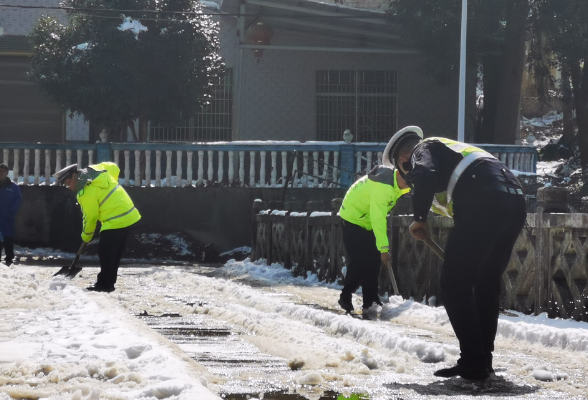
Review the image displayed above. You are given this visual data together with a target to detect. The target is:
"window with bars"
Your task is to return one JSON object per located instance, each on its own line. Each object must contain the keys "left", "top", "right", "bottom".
{"left": 316, "top": 70, "right": 397, "bottom": 143}
{"left": 149, "top": 69, "right": 233, "bottom": 143}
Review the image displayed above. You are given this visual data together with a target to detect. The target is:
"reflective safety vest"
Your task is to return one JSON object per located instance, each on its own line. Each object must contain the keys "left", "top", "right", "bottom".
{"left": 76, "top": 162, "right": 141, "bottom": 242}
{"left": 339, "top": 166, "right": 410, "bottom": 252}
{"left": 424, "top": 138, "right": 496, "bottom": 218}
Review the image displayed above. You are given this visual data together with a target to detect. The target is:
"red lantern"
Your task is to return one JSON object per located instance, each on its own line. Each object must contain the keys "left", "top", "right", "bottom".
{"left": 247, "top": 22, "right": 274, "bottom": 60}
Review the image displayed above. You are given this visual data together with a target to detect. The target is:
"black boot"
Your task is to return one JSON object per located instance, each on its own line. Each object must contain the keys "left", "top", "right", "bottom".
{"left": 338, "top": 293, "right": 354, "bottom": 313}
{"left": 86, "top": 283, "right": 115, "bottom": 293}
{"left": 434, "top": 364, "right": 489, "bottom": 380}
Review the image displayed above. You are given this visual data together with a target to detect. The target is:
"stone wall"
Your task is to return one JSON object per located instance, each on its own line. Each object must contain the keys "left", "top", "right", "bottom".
{"left": 252, "top": 210, "right": 588, "bottom": 321}
{"left": 14, "top": 186, "right": 347, "bottom": 253}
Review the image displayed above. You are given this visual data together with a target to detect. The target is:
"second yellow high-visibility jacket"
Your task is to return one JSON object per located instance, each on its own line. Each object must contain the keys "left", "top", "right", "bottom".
{"left": 339, "top": 166, "right": 410, "bottom": 253}
{"left": 75, "top": 162, "right": 141, "bottom": 242}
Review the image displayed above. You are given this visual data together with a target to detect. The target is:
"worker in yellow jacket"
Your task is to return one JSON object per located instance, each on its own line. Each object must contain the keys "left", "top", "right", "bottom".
{"left": 338, "top": 165, "right": 410, "bottom": 313}
{"left": 54, "top": 162, "right": 141, "bottom": 292}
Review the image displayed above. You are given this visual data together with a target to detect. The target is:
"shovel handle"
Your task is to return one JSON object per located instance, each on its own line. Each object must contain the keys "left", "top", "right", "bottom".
{"left": 423, "top": 236, "right": 444, "bottom": 261}
{"left": 70, "top": 242, "right": 87, "bottom": 268}
{"left": 385, "top": 259, "right": 400, "bottom": 296}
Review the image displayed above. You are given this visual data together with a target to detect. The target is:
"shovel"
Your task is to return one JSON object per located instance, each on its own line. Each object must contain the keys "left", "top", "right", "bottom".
{"left": 385, "top": 259, "right": 400, "bottom": 296}
{"left": 53, "top": 242, "right": 87, "bottom": 279}
{"left": 423, "top": 236, "right": 445, "bottom": 261}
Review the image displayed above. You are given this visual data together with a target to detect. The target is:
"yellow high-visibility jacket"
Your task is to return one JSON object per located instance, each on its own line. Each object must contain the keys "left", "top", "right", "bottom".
{"left": 339, "top": 166, "right": 410, "bottom": 253}
{"left": 76, "top": 162, "right": 141, "bottom": 242}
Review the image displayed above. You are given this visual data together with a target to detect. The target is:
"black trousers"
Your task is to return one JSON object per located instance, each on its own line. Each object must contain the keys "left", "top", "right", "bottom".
{"left": 341, "top": 219, "right": 382, "bottom": 307}
{"left": 440, "top": 191, "right": 526, "bottom": 369}
{"left": 0, "top": 237, "right": 14, "bottom": 263}
{"left": 96, "top": 226, "right": 133, "bottom": 287}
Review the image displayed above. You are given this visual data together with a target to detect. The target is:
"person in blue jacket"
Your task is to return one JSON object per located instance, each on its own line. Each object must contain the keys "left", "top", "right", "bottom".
{"left": 0, "top": 163, "right": 22, "bottom": 266}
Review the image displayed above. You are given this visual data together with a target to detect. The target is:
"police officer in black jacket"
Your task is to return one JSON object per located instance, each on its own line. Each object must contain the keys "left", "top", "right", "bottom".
{"left": 383, "top": 126, "right": 527, "bottom": 380}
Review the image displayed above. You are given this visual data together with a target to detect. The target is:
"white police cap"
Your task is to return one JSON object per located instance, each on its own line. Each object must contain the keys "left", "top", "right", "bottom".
{"left": 382, "top": 126, "right": 424, "bottom": 168}
{"left": 53, "top": 163, "right": 78, "bottom": 184}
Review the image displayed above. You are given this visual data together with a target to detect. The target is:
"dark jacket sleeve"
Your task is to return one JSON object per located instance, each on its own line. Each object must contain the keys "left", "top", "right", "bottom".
{"left": 406, "top": 145, "right": 437, "bottom": 222}
{"left": 11, "top": 182, "right": 22, "bottom": 214}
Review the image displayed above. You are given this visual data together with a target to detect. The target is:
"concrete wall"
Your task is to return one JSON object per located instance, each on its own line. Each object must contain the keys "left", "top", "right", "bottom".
{"left": 14, "top": 186, "right": 347, "bottom": 253}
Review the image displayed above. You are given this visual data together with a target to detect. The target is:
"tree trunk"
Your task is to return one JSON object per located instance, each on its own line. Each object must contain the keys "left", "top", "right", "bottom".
{"left": 493, "top": 0, "right": 530, "bottom": 144}
{"left": 561, "top": 66, "right": 576, "bottom": 146}
{"left": 570, "top": 63, "right": 588, "bottom": 194}
{"left": 475, "top": 57, "right": 500, "bottom": 143}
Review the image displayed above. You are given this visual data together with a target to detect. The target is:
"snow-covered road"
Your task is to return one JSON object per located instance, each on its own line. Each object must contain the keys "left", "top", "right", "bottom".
{"left": 1, "top": 259, "right": 588, "bottom": 399}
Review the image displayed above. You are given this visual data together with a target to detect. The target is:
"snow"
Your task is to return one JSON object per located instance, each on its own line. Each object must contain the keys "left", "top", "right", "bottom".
{"left": 2, "top": 253, "right": 588, "bottom": 398}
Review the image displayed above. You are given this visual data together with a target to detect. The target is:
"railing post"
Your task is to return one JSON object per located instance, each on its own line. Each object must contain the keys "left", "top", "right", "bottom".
{"left": 55, "top": 150, "right": 62, "bottom": 177}
{"left": 228, "top": 151, "right": 235, "bottom": 184}
{"left": 88, "top": 150, "right": 94, "bottom": 166}
{"left": 23, "top": 149, "right": 30, "bottom": 186}
{"left": 249, "top": 151, "right": 256, "bottom": 187}
{"left": 145, "top": 150, "right": 152, "bottom": 187}
{"left": 322, "top": 151, "right": 329, "bottom": 188}
{"left": 97, "top": 143, "right": 111, "bottom": 162}
{"left": 302, "top": 151, "right": 309, "bottom": 187}
{"left": 312, "top": 151, "right": 319, "bottom": 188}
{"left": 77, "top": 150, "right": 83, "bottom": 168}
{"left": 66, "top": 149, "right": 72, "bottom": 167}
{"left": 207, "top": 150, "right": 214, "bottom": 182}
{"left": 218, "top": 151, "right": 224, "bottom": 184}
{"left": 186, "top": 151, "right": 193, "bottom": 186}
{"left": 333, "top": 151, "right": 339, "bottom": 187}
{"left": 340, "top": 144, "right": 355, "bottom": 189}
{"left": 260, "top": 151, "right": 266, "bottom": 187}
{"left": 176, "top": 150, "right": 183, "bottom": 187}
{"left": 239, "top": 151, "right": 245, "bottom": 186}
{"left": 34, "top": 148, "right": 41, "bottom": 185}
{"left": 271, "top": 151, "right": 277, "bottom": 186}
{"left": 2, "top": 149, "right": 7, "bottom": 165}
{"left": 44, "top": 149, "right": 51, "bottom": 185}
{"left": 197, "top": 150, "right": 204, "bottom": 185}
{"left": 366, "top": 151, "right": 373, "bottom": 172}
{"left": 13, "top": 149, "right": 20, "bottom": 183}
{"left": 124, "top": 150, "right": 131, "bottom": 186}
{"left": 165, "top": 150, "right": 172, "bottom": 187}
{"left": 135, "top": 150, "right": 141, "bottom": 187}
{"left": 155, "top": 150, "right": 162, "bottom": 187}
{"left": 281, "top": 151, "right": 287, "bottom": 187}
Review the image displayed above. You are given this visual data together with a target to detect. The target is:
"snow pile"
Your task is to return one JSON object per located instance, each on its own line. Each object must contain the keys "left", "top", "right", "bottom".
{"left": 0, "top": 265, "right": 219, "bottom": 400}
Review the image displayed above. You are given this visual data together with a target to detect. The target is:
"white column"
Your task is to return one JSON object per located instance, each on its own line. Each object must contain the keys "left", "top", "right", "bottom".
{"left": 155, "top": 150, "right": 162, "bottom": 187}
{"left": 197, "top": 151, "right": 204, "bottom": 185}
{"left": 176, "top": 150, "right": 183, "bottom": 187}
{"left": 77, "top": 149, "right": 83, "bottom": 168}
{"left": 259, "top": 151, "right": 266, "bottom": 187}
{"left": 2, "top": 149, "right": 8, "bottom": 166}
{"left": 13, "top": 149, "right": 20, "bottom": 183}
{"left": 507, "top": 152, "right": 514, "bottom": 170}
{"left": 377, "top": 151, "right": 383, "bottom": 165}
{"left": 281, "top": 151, "right": 287, "bottom": 187}
{"left": 228, "top": 151, "right": 235, "bottom": 184}
{"left": 135, "top": 150, "right": 141, "bottom": 187}
{"left": 44, "top": 149, "right": 51, "bottom": 185}
{"left": 145, "top": 151, "right": 152, "bottom": 187}
{"left": 312, "top": 151, "right": 319, "bottom": 188}
{"left": 514, "top": 152, "right": 521, "bottom": 171}
{"left": 207, "top": 150, "right": 214, "bottom": 182}
{"left": 500, "top": 153, "right": 507, "bottom": 165}
{"left": 322, "top": 151, "right": 330, "bottom": 187}
{"left": 218, "top": 151, "right": 224, "bottom": 184}
{"left": 114, "top": 149, "right": 120, "bottom": 166}
{"left": 333, "top": 151, "right": 340, "bottom": 187}
{"left": 55, "top": 150, "right": 62, "bottom": 177}
{"left": 293, "top": 152, "right": 299, "bottom": 187}
{"left": 34, "top": 148, "right": 41, "bottom": 185}
{"left": 165, "top": 150, "right": 172, "bottom": 187}
{"left": 366, "top": 151, "right": 373, "bottom": 172}
{"left": 124, "top": 150, "right": 131, "bottom": 186}
{"left": 239, "top": 151, "right": 245, "bottom": 186}
{"left": 356, "top": 151, "right": 362, "bottom": 173}
{"left": 66, "top": 149, "right": 72, "bottom": 167}
{"left": 302, "top": 151, "right": 309, "bottom": 187}
{"left": 88, "top": 150, "right": 94, "bottom": 166}
{"left": 269, "top": 151, "right": 277, "bottom": 186}
{"left": 186, "top": 151, "right": 193, "bottom": 186}
{"left": 23, "top": 149, "right": 30, "bottom": 186}
{"left": 249, "top": 151, "right": 256, "bottom": 187}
